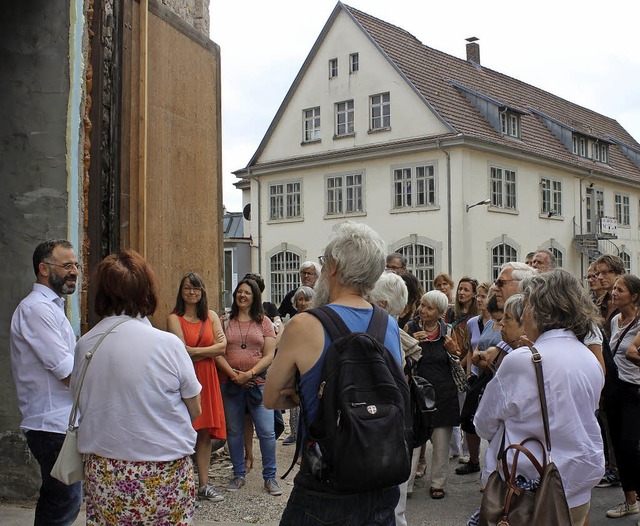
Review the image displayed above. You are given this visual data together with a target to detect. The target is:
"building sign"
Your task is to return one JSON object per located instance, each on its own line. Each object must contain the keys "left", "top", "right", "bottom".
{"left": 600, "top": 216, "right": 617, "bottom": 235}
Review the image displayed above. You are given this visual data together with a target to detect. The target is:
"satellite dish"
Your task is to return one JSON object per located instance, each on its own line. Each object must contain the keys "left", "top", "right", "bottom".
{"left": 242, "top": 204, "right": 251, "bottom": 221}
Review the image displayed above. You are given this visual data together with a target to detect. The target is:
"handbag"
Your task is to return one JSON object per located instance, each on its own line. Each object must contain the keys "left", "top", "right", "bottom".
{"left": 479, "top": 346, "right": 572, "bottom": 526}
{"left": 406, "top": 359, "right": 437, "bottom": 448}
{"left": 448, "top": 353, "right": 470, "bottom": 393}
{"left": 51, "top": 318, "right": 131, "bottom": 485}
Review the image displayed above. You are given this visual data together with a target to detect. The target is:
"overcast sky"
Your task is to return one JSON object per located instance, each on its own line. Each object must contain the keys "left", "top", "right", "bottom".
{"left": 209, "top": 0, "right": 640, "bottom": 212}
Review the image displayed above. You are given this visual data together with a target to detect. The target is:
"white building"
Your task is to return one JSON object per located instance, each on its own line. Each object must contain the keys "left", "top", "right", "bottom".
{"left": 234, "top": 2, "right": 640, "bottom": 306}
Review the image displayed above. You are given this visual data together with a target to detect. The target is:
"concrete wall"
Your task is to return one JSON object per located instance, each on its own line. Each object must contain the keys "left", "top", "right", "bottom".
{"left": 0, "top": 0, "right": 75, "bottom": 498}
{"left": 159, "top": 0, "right": 209, "bottom": 35}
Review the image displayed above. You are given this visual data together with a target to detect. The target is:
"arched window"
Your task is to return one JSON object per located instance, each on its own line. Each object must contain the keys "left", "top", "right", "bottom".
{"left": 548, "top": 247, "right": 563, "bottom": 268}
{"left": 269, "top": 251, "right": 301, "bottom": 305}
{"left": 491, "top": 243, "right": 517, "bottom": 280}
{"left": 620, "top": 251, "right": 631, "bottom": 274}
{"left": 397, "top": 243, "right": 435, "bottom": 292}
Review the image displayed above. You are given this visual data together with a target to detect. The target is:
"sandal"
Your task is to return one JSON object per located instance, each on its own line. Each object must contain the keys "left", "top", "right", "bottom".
{"left": 415, "top": 459, "right": 427, "bottom": 479}
{"left": 430, "top": 487, "right": 445, "bottom": 499}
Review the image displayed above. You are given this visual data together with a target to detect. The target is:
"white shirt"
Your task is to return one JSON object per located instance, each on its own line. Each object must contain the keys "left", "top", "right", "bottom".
{"left": 609, "top": 315, "right": 640, "bottom": 385}
{"left": 72, "top": 315, "right": 201, "bottom": 461}
{"left": 475, "top": 329, "right": 604, "bottom": 508}
{"left": 10, "top": 284, "right": 76, "bottom": 433}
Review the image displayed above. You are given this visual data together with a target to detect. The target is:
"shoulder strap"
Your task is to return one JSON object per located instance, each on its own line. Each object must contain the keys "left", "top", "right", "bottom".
{"left": 69, "top": 318, "right": 132, "bottom": 428}
{"left": 611, "top": 315, "right": 639, "bottom": 355}
{"left": 306, "top": 304, "right": 389, "bottom": 346}
{"left": 194, "top": 316, "right": 208, "bottom": 347}
{"left": 529, "top": 346, "right": 552, "bottom": 454}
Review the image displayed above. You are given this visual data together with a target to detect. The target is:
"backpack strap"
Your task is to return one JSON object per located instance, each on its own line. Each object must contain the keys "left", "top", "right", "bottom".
{"left": 306, "top": 304, "right": 389, "bottom": 345}
{"left": 366, "top": 304, "right": 389, "bottom": 346}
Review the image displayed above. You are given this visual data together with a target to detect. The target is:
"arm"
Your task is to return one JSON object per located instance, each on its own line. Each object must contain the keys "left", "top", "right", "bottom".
{"left": 234, "top": 333, "right": 277, "bottom": 386}
{"left": 626, "top": 332, "right": 640, "bottom": 366}
{"left": 167, "top": 313, "right": 227, "bottom": 361}
{"left": 182, "top": 394, "right": 202, "bottom": 422}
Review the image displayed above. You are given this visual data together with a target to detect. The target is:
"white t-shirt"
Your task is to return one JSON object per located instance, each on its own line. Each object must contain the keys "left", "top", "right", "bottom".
{"left": 71, "top": 315, "right": 201, "bottom": 461}
{"left": 475, "top": 329, "right": 604, "bottom": 508}
{"left": 609, "top": 314, "right": 640, "bottom": 385}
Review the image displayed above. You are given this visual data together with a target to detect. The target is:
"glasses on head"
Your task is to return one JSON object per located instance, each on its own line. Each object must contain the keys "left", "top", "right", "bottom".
{"left": 183, "top": 286, "right": 202, "bottom": 293}
{"left": 318, "top": 255, "right": 326, "bottom": 265}
{"left": 494, "top": 278, "right": 517, "bottom": 288}
{"left": 45, "top": 261, "right": 81, "bottom": 272}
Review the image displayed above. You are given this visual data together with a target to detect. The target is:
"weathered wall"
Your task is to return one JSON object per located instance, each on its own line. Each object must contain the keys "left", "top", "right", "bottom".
{"left": 160, "top": 0, "right": 209, "bottom": 35}
{"left": 0, "top": 0, "right": 73, "bottom": 498}
{"left": 122, "top": 0, "right": 223, "bottom": 327}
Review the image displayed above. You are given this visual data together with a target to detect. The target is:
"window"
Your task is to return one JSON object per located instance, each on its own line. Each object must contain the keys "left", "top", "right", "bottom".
{"left": 350, "top": 53, "right": 359, "bottom": 73}
{"left": 303, "top": 107, "right": 321, "bottom": 142}
{"left": 500, "top": 111, "right": 520, "bottom": 138}
{"left": 329, "top": 58, "right": 338, "bottom": 78}
{"left": 540, "top": 177, "right": 562, "bottom": 216}
{"left": 621, "top": 251, "right": 631, "bottom": 273}
{"left": 548, "top": 247, "right": 563, "bottom": 268}
{"left": 370, "top": 92, "right": 390, "bottom": 130}
{"left": 600, "top": 144, "right": 608, "bottom": 163}
{"left": 490, "top": 167, "right": 517, "bottom": 210}
{"left": 397, "top": 243, "right": 435, "bottom": 292}
{"left": 269, "top": 181, "right": 301, "bottom": 220}
{"left": 270, "top": 251, "right": 301, "bottom": 306}
{"left": 335, "top": 100, "right": 354, "bottom": 137}
{"left": 491, "top": 243, "right": 518, "bottom": 280}
{"left": 615, "top": 193, "right": 630, "bottom": 226}
{"left": 572, "top": 134, "right": 589, "bottom": 158}
{"left": 393, "top": 164, "right": 436, "bottom": 209}
{"left": 326, "top": 172, "right": 363, "bottom": 215}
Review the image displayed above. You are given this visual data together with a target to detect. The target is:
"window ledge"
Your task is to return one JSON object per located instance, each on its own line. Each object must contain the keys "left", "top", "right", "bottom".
{"left": 390, "top": 205, "right": 440, "bottom": 214}
{"left": 488, "top": 206, "right": 519, "bottom": 215}
{"left": 301, "top": 139, "right": 321, "bottom": 146}
{"left": 323, "top": 211, "right": 367, "bottom": 220}
{"left": 538, "top": 213, "right": 564, "bottom": 221}
{"left": 617, "top": 224, "right": 631, "bottom": 229}
{"left": 333, "top": 133, "right": 355, "bottom": 140}
{"left": 368, "top": 127, "right": 391, "bottom": 135}
{"left": 267, "top": 217, "right": 305, "bottom": 225}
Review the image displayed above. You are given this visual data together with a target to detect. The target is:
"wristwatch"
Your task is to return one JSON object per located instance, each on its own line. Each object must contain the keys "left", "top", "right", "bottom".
{"left": 250, "top": 369, "right": 257, "bottom": 379}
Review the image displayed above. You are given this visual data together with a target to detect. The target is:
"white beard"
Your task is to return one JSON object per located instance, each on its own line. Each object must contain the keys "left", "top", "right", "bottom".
{"left": 312, "top": 274, "right": 330, "bottom": 308}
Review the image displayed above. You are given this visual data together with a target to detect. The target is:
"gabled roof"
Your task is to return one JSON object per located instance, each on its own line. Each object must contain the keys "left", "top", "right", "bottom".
{"left": 237, "top": 2, "right": 640, "bottom": 184}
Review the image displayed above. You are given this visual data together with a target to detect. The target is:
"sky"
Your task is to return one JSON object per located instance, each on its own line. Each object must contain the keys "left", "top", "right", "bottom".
{"left": 209, "top": 0, "right": 640, "bottom": 212}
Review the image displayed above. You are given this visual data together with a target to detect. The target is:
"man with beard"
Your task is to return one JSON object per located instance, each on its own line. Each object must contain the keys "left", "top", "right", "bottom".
{"left": 10, "top": 239, "right": 82, "bottom": 526}
{"left": 265, "top": 221, "right": 402, "bottom": 524}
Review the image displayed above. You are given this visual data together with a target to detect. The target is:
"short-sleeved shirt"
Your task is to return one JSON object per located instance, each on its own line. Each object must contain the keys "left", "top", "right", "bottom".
{"left": 609, "top": 314, "right": 640, "bottom": 385}
{"left": 224, "top": 316, "right": 276, "bottom": 384}
{"left": 72, "top": 315, "right": 201, "bottom": 461}
{"left": 10, "top": 283, "right": 76, "bottom": 433}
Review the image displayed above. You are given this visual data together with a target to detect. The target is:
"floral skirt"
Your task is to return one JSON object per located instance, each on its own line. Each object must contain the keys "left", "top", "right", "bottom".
{"left": 84, "top": 454, "right": 196, "bottom": 525}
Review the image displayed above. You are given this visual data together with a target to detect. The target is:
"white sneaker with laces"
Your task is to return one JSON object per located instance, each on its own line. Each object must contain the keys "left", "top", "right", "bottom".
{"left": 606, "top": 501, "right": 639, "bottom": 518}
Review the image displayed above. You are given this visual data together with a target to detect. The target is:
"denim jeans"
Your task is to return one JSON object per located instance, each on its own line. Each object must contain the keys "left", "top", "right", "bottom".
{"left": 221, "top": 382, "right": 277, "bottom": 480}
{"left": 25, "top": 430, "right": 82, "bottom": 526}
{"left": 280, "top": 473, "right": 399, "bottom": 525}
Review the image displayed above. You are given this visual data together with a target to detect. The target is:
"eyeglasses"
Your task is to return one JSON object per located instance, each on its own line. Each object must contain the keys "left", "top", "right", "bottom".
{"left": 183, "top": 286, "right": 202, "bottom": 293}
{"left": 595, "top": 269, "right": 614, "bottom": 277}
{"left": 45, "top": 261, "right": 81, "bottom": 272}
{"left": 586, "top": 274, "right": 597, "bottom": 281}
{"left": 301, "top": 271, "right": 317, "bottom": 277}
{"left": 386, "top": 265, "right": 403, "bottom": 271}
{"left": 318, "top": 255, "right": 326, "bottom": 265}
{"left": 494, "top": 278, "right": 517, "bottom": 288}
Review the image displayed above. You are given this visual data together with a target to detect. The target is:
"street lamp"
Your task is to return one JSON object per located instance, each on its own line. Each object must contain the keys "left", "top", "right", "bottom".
{"left": 466, "top": 198, "right": 491, "bottom": 212}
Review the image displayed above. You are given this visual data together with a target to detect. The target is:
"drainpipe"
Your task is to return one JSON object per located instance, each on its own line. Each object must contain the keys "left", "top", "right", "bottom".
{"left": 138, "top": 0, "right": 148, "bottom": 257}
{"left": 437, "top": 141, "right": 452, "bottom": 276}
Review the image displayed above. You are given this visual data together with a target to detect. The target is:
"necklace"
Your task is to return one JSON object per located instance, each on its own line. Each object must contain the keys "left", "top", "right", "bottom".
{"left": 236, "top": 319, "right": 250, "bottom": 349}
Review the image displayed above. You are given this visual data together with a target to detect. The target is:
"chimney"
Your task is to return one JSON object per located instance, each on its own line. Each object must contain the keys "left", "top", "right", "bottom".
{"left": 466, "top": 37, "right": 480, "bottom": 65}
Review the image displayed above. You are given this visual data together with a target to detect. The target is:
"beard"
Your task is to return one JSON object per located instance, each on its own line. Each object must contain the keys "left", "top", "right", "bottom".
{"left": 312, "top": 274, "right": 331, "bottom": 307}
{"left": 48, "top": 272, "right": 76, "bottom": 295}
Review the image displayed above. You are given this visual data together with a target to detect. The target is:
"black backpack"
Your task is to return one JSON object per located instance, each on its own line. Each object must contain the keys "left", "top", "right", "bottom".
{"left": 288, "top": 305, "right": 412, "bottom": 492}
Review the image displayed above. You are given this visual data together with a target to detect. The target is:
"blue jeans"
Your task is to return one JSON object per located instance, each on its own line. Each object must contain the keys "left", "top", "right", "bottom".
{"left": 280, "top": 473, "right": 399, "bottom": 525}
{"left": 25, "top": 430, "right": 82, "bottom": 526}
{"left": 221, "top": 382, "right": 277, "bottom": 480}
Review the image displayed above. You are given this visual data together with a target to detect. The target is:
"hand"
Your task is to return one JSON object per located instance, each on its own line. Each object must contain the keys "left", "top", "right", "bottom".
{"left": 626, "top": 346, "right": 640, "bottom": 366}
{"left": 279, "top": 386, "right": 300, "bottom": 405}
{"left": 444, "top": 335, "right": 460, "bottom": 356}
{"left": 232, "top": 369, "right": 252, "bottom": 386}
{"left": 414, "top": 331, "right": 428, "bottom": 342}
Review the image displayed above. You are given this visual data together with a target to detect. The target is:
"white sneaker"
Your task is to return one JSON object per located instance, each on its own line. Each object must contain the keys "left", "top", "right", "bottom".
{"left": 606, "top": 501, "right": 639, "bottom": 518}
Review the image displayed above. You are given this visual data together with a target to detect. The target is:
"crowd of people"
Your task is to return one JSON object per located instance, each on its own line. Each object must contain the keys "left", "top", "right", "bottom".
{"left": 8, "top": 232, "right": 640, "bottom": 525}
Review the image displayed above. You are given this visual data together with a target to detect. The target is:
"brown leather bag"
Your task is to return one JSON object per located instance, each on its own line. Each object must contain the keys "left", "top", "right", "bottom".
{"left": 478, "top": 346, "right": 572, "bottom": 526}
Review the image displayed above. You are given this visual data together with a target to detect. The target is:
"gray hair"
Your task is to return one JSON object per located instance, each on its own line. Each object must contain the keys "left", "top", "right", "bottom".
{"left": 503, "top": 261, "right": 538, "bottom": 282}
{"left": 323, "top": 221, "right": 386, "bottom": 296}
{"left": 422, "top": 290, "right": 449, "bottom": 314}
{"left": 292, "top": 286, "right": 315, "bottom": 308}
{"left": 503, "top": 294, "right": 525, "bottom": 324}
{"left": 369, "top": 272, "right": 408, "bottom": 319}
{"left": 521, "top": 269, "right": 601, "bottom": 341}
{"left": 300, "top": 260, "right": 321, "bottom": 276}
{"left": 535, "top": 249, "right": 557, "bottom": 269}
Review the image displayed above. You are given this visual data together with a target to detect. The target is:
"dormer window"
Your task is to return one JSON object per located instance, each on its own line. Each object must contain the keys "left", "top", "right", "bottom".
{"left": 500, "top": 111, "right": 520, "bottom": 138}
{"left": 572, "top": 133, "right": 609, "bottom": 163}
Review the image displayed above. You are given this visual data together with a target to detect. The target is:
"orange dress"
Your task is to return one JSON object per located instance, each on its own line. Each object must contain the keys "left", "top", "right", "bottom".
{"left": 177, "top": 315, "right": 226, "bottom": 439}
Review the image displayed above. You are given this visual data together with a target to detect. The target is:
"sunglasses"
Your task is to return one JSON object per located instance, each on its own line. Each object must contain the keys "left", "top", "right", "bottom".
{"left": 494, "top": 278, "right": 517, "bottom": 288}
